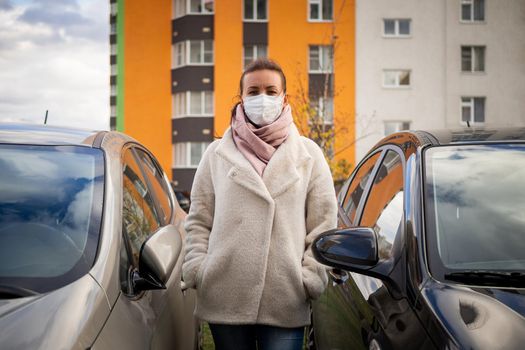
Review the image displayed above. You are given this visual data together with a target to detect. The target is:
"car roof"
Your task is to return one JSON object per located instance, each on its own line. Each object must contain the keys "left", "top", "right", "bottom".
{"left": 375, "top": 126, "right": 525, "bottom": 151}
{"left": 420, "top": 127, "right": 525, "bottom": 145}
{"left": 0, "top": 123, "right": 103, "bottom": 146}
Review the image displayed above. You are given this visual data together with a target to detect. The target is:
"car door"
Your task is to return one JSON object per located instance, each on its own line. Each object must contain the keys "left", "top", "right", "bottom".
{"left": 93, "top": 145, "right": 195, "bottom": 350}
{"left": 312, "top": 150, "right": 384, "bottom": 350}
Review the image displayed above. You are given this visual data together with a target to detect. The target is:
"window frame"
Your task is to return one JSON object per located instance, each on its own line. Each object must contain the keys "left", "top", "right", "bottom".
{"left": 173, "top": 0, "right": 214, "bottom": 18}
{"left": 243, "top": 44, "right": 268, "bottom": 69}
{"left": 173, "top": 142, "right": 210, "bottom": 169}
{"left": 310, "top": 96, "right": 334, "bottom": 125}
{"left": 172, "top": 91, "right": 214, "bottom": 118}
{"left": 309, "top": 45, "right": 334, "bottom": 74}
{"left": 357, "top": 147, "right": 405, "bottom": 260}
{"left": 339, "top": 149, "right": 384, "bottom": 225}
{"left": 461, "top": 45, "right": 486, "bottom": 73}
{"left": 382, "top": 18, "right": 412, "bottom": 38}
{"left": 119, "top": 143, "right": 176, "bottom": 296}
{"left": 460, "top": 0, "right": 485, "bottom": 23}
{"left": 132, "top": 147, "right": 175, "bottom": 225}
{"left": 382, "top": 69, "right": 411, "bottom": 89}
{"left": 243, "top": 0, "right": 268, "bottom": 22}
{"left": 384, "top": 121, "right": 411, "bottom": 136}
{"left": 308, "top": 0, "right": 333, "bottom": 22}
{"left": 172, "top": 40, "right": 214, "bottom": 69}
{"left": 460, "top": 97, "right": 486, "bottom": 125}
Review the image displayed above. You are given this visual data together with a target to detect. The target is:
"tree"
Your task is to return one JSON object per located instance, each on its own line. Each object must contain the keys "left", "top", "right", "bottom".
{"left": 290, "top": 0, "right": 374, "bottom": 187}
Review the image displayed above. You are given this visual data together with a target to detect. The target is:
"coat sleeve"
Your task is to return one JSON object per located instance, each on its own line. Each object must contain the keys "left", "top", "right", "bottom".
{"left": 182, "top": 144, "right": 215, "bottom": 289}
{"left": 302, "top": 145, "right": 338, "bottom": 300}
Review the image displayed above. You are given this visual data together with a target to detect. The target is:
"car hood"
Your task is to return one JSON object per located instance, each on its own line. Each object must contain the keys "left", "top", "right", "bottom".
{"left": 422, "top": 280, "right": 525, "bottom": 350}
{"left": 0, "top": 274, "right": 110, "bottom": 350}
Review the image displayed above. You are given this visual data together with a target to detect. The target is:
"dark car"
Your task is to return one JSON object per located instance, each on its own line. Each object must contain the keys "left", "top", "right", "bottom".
{"left": 0, "top": 123, "right": 198, "bottom": 349}
{"left": 310, "top": 127, "right": 525, "bottom": 350}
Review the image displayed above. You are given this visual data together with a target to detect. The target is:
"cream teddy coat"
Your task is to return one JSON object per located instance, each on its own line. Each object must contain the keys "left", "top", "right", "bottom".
{"left": 182, "top": 124, "right": 338, "bottom": 327}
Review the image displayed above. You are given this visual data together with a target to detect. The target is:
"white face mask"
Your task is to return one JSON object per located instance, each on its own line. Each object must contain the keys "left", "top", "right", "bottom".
{"left": 242, "top": 94, "right": 284, "bottom": 126}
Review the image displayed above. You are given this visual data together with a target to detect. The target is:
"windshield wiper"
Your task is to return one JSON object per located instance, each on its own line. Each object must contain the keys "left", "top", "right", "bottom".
{"left": 0, "top": 284, "right": 39, "bottom": 299}
{"left": 444, "top": 270, "right": 525, "bottom": 288}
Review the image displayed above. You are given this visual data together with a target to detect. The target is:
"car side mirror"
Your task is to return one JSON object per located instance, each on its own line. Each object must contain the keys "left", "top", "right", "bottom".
{"left": 313, "top": 227, "right": 379, "bottom": 271}
{"left": 132, "top": 225, "right": 182, "bottom": 292}
{"left": 313, "top": 227, "right": 406, "bottom": 298}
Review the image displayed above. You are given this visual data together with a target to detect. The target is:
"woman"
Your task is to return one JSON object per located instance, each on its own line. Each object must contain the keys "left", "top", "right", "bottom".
{"left": 182, "top": 58, "right": 337, "bottom": 350}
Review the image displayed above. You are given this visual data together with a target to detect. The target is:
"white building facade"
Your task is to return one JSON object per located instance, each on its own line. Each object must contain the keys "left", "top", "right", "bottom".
{"left": 355, "top": 0, "right": 525, "bottom": 161}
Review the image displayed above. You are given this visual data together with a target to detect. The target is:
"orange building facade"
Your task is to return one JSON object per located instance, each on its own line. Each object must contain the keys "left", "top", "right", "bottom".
{"left": 110, "top": 0, "right": 355, "bottom": 192}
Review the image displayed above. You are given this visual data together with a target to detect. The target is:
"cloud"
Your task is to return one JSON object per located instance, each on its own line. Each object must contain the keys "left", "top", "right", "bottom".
{"left": 0, "top": 0, "right": 109, "bottom": 130}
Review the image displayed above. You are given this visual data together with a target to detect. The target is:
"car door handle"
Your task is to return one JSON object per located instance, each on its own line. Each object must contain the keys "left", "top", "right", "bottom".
{"left": 329, "top": 268, "right": 349, "bottom": 285}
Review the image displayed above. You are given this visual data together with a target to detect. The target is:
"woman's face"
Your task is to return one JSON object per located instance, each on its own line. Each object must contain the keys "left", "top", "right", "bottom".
{"left": 241, "top": 69, "right": 285, "bottom": 101}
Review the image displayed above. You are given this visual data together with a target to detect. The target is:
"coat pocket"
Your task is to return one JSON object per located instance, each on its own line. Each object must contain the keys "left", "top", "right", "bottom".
{"left": 195, "top": 255, "right": 208, "bottom": 289}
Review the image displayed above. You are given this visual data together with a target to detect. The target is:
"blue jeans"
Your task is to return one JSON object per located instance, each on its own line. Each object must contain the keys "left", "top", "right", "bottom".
{"left": 208, "top": 323, "right": 305, "bottom": 350}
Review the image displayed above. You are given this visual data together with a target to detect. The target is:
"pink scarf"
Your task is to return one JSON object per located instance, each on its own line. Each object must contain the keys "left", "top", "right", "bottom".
{"left": 231, "top": 103, "right": 293, "bottom": 176}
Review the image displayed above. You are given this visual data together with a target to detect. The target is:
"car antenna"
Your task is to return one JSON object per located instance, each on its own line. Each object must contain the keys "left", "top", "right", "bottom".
{"left": 44, "top": 110, "right": 49, "bottom": 125}
{"left": 466, "top": 120, "right": 470, "bottom": 128}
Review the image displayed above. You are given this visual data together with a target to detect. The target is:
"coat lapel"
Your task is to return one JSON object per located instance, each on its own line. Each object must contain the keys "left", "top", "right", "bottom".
{"left": 215, "top": 125, "right": 312, "bottom": 203}
{"left": 262, "top": 125, "right": 311, "bottom": 198}
{"left": 215, "top": 128, "right": 273, "bottom": 203}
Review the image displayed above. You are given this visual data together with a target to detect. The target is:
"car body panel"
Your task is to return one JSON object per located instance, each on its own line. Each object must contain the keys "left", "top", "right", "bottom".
{"left": 0, "top": 124, "right": 197, "bottom": 349}
{"left": 313, "top": 126, "right": 525, "bottom": 350}
{"left": 0, "top": 274, "right": 110, "bottom": 350}
{"left": 0, "top": 122, "right": 99, "bottom": 146}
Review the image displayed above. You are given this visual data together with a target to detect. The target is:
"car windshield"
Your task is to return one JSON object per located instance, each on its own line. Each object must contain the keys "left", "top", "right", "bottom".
{"left": 424, "top": 144, "right": 525, "bottom": 276}
{"left": 0, "top": 144, "right": 104, "bottom": 295}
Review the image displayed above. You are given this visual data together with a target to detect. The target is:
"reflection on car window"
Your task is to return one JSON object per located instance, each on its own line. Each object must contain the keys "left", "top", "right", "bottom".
{"left": 0, "top": 145, "right": 104, "bottom": 293}
{"left": 343, "top": 152, "right": 382, "bottom": 224}
{"left": 122, "top": 149, "right": 161, "bottom": 265}
{"left": 425, "top": 144, "right": 525, "bottom": 271}
{"left": 360, "top": 150, "right": 403, "bottom": 260}
{"left": 133, "top": 149, "right": 173, "bottom": 225}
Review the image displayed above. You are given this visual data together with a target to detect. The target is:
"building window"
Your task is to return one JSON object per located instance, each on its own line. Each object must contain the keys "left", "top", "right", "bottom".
{"left": 244, "top": 0, "right": 267, "bottom": 21}
{"left": 243, "top": 45, "right": 267, "bottom": 68}
{"left": 173, "top": 142, "right": 210, "bottom": 168}
{"left": 189, "top": 0, "right": 214, "bottom": 14}
{"left": 189, "top": 40, "right": 213, "bottom": 64}
{"left": 310, "top": 97, "right": 334, "bottom": 124}
{"left": 384, "top": 121, "right": 411, "bottom": 136}
{"left": 383, "top": 19, "right": 411, "bottom": 37}
{"left": 110, "top": 44, "right": 117, "bottom": 55}
{"left": 110, "top": 23, "right": 117, "bottom": 35}
{"left": 173, "top": 42, "right": 185, "bottom": 68}
{"left": 111, "top": 64, "right": 117, "bottom": 75}
{"left": 309, "top": 0, "right": 333, "bottom": 21}
{"left": 110, "top": 106, "right": 117, "bottom": 117}
{"left": 173, "top": 91, "right": 213, "bottom": 117}
{"left": 172, "top": 40, "right": 213, "bottom": 68}
{"left": 309, "top": 45, "right": 333, "bottom": 73}
{"left": 461, "top": 0, "right": 484, "bottom": 22}
{"left": 110, "top": 84, "right": 117, "bottom": 97}
{"left": 174, "top": 0, "right": 214, "bottom": 18}
{"left": 110, "top": 3, "right": 117, "bottom": 15}
{"left": 461, "top": 46, "right": 485, "bottom": 72}
{"left": 383, "top": 70, "right": 411, "bottom": 88}
{"left": 461, "top": 97, "right": 485, "bottom": 124}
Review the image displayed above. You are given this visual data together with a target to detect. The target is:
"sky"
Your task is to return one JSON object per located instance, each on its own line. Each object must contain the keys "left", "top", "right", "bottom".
{"left": 0, "top": 0, "right": 109, "bottom": 130}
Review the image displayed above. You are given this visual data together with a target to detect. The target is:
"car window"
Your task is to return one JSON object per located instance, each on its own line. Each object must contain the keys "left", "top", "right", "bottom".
{"left": 133, "top": 148, "right": 173, "bottom": 225}
{"left": 425, "top": 144, "right": 525, "bottom": 273}
{"left": 360, "top": 150, "right": 403, "bottom": 260}
{"left": 342, "top": 152, "right": 382, "bottom": 224}
{"left": 122, "top": 148, "right": 161, "bottom": 265}
{"left": 0, "top": 145, "right": 104, "bottom": 294}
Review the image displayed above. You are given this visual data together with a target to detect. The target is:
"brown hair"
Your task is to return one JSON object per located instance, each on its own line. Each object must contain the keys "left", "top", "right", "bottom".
{"left": 231, "top": 58, "right": 287, "bottom": 122}
{"left": 239, "top": 58, "right": 287, "bottom": 94}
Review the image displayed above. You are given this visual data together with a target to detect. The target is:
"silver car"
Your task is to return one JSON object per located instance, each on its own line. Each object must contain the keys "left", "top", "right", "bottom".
{"left": 0, "top": 123, "right": 198, "bottom": 349}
